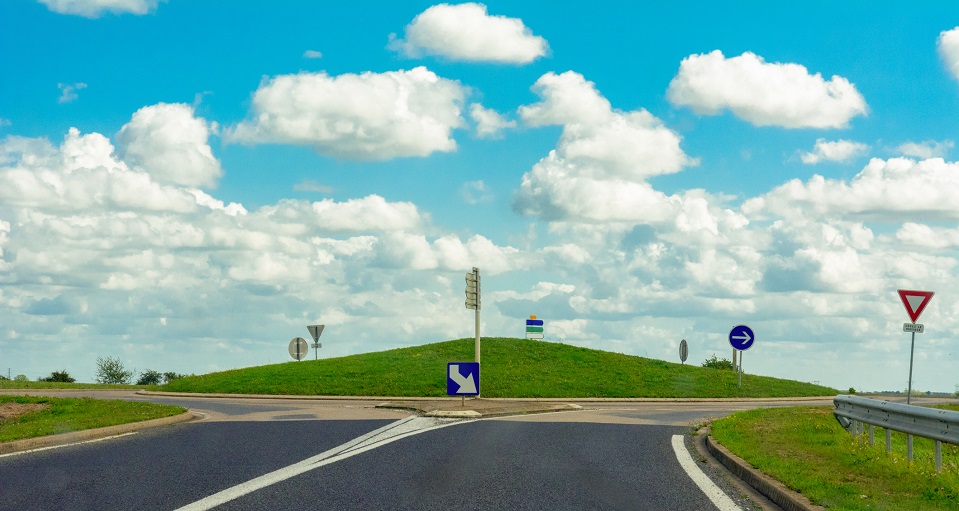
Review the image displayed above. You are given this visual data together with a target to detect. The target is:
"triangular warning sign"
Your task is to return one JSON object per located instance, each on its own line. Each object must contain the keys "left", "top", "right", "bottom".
{"left": 898, "top": 289, "right": 934, "bottom": 323}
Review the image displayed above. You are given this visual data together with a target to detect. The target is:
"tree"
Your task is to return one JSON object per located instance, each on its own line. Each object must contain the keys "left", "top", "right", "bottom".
{"left": 13, "top": 374, "right": 29, "bottom": 382}
{"left": 39, "top": 370, "right": 75, "bottom": 383}
{"left": 701, "top": 354, "right": 734, "bottom": 370}
{"left": 95, "top": 356, "right": 133, "bottom": 384}
{"left": 136, "top": 369, "right": 163, "bottom": 386}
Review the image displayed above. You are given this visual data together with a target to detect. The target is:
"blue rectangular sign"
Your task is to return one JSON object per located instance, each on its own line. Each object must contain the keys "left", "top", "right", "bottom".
{"left": 526, "top": 319, "right": 544, "bottom": 326}
{"left": 447, "top": 362, "right": 480, "bottom": 396}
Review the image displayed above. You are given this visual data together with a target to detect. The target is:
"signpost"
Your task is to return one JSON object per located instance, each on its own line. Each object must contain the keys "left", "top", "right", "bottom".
{"left": 679, "top": 339, "right": 688, "bottom": 364}
{"left": 307, "top": 324, "right": 325, "bottom": 360}
{"left": 897, "top": 289, "right": 933, "bottom": 404}
{"left": 728, "top": 325, "right": 754, "bottom": 388}
{"left": 288, "top": 337, "right": 309, "bottom": 361}
{"left": 526, "top": 316, "right": 544, "bottom": 340}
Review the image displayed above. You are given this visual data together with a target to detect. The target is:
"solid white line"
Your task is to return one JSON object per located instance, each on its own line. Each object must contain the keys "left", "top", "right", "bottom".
{"left": 0, "top": 432, "right": 138, "bottom": 459}
{"left": 671, "top": 435, "right": 741, "bottom": 511}
{"left": 176, "top": 416, "right": 467, "bottom": 511}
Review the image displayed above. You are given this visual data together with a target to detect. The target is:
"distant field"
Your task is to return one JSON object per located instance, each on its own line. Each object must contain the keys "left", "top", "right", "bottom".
{"left": 0, "top": 381, "right": 144, "bottom": 390}
{"left": 159, "top": 337, "right": 838, "bottom": 398}
{"left": 712, "top": 405, "right": 959, "bottom": 511}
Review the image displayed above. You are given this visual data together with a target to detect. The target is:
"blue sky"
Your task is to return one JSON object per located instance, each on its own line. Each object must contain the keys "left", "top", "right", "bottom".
{"left": 2, "top": 0, "right": 959, "bottom": 392}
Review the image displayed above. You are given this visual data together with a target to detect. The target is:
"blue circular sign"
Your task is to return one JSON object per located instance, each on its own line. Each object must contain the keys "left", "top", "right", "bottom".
{"left": 729, "top": 325, "right": 755, "bottom": 351}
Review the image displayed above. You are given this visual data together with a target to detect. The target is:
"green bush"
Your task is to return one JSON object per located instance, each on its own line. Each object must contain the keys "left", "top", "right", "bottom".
{"left": 38, "top": 370, "right": 75, "bottom": 383}
{"left": 95, "top": 356, "right": 133, "bottom": 384}
{"left": 136, "top": 369, "right": 163, "bottom": 385}
{"left": 701, "top": 354, "right": 734, "bottom": 370}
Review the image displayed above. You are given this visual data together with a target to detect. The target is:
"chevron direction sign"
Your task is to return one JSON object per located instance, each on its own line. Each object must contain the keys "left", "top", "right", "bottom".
{"left": 447, "top": 362, "right": 480, "bottom": 396}
{"left": 526, "top": 316, "right": 544, "bottom": 340}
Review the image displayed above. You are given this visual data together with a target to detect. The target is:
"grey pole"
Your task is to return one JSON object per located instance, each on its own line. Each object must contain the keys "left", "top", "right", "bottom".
{"left": 737, "top": 350, "right": 743, "bottom": 389}
{"left": 907, "top": 330, "right": 916, "bottom": 404}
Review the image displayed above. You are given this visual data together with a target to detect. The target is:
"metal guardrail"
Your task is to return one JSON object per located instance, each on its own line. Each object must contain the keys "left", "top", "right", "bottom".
{"left": 833, "top": 394, "right": 959, "bottom": 473}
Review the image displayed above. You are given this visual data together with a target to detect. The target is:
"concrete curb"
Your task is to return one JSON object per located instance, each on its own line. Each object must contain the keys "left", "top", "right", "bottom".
{"left": 137, "top": 391, "right": 836, "bottom": 403}
{"left": 703, "top": 431, "right": 824, "bottom": 511}
{"left": 0, "top": 411, "right": 197, "bottom": 456}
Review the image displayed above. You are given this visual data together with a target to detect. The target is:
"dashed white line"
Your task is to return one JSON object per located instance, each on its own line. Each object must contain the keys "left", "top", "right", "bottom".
{"left": 671, "top": 435, "right": 742, "bottom": 511}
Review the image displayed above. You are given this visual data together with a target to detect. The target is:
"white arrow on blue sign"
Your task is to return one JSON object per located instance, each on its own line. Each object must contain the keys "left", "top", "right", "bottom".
{"left": 728, "top": 325, "right": 755, "bottom": 351}
{"left": 447, "top": 362, "right": 480, "bottom": 396}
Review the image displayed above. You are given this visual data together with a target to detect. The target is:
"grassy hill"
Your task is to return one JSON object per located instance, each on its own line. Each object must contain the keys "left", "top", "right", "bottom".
{"left": 159, "top": 337, "right": 837, "bottom": 398}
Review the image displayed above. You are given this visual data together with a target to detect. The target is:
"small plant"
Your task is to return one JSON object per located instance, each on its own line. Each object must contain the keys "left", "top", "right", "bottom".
{"left": 701, "top": 354, "right": 734, "bottom": 370}
{"left": 95, "top": 356, "right": 133, "bottom": 385}
{"left": 38, "top": 370, "right": 75, "bottom": 383}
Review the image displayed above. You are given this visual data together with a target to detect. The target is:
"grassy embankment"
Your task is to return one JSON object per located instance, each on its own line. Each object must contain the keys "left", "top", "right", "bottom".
{"left": 0, "top": 381, "right": 144, "bottom": 390}
{"left": 0, "top": 395, "right": 185, "bottom": 443}
{"left": 712, "top": 405, "right": 959, "bottom": 511}
{"left": 159, "top": 337, "right": 837, "bottom": 398}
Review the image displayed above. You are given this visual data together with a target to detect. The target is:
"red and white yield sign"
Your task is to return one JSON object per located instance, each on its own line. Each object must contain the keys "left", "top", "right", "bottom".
{"left": 898, "top": 289, "right": 934, "bottom": 323}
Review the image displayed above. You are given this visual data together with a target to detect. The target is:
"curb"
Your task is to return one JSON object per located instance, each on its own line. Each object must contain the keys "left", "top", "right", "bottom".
{"left": 137, "top": 391, "right": 837, "bottom": 403}
{"left": 0, "top": 411, "right": 197, "bottom": 456}
{"left": 703, "top": 431, "right": 824, "bottom": 511}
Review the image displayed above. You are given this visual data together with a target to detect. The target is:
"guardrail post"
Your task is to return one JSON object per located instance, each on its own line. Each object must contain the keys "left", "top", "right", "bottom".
{"left": 885, "top": 429, "right": 891, "bottom": 453}
{"left": 907, "top": 435, "right": 913, "bottom": 463}
{"left": 868, "top": 425, "right": 874, "bottom": 447}
{"left": 935, "top": 441, "right": 942, "bottom": 473}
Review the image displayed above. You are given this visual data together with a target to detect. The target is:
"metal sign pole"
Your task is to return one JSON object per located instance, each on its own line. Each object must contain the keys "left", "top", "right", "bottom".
{"left": 907, "top": 330, "right": 916, "bottom": 404}
{"left": 738, "top": 350, "right": 743, "bottom": 389}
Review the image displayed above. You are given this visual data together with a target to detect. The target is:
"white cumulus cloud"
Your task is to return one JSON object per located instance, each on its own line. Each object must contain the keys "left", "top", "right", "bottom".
{"left": 227, "top": 67, "right": 466, "bottom": 161}
{"left": 116, "top": 103, "right": 223, "bottom": 189}
{"left": 469, "top": 104, "right": 515, "bottom": 138}
{"left": 667, "top": 50, "right": 867, "bottom": 128}
{"left": 801, "top": 138, "right": 870, "bottom": 164}
{"left": 391, "top": 2, "right": 548, "bottom": 64}
{"left": 57, "top": 82, "right": 87, "bottom": 104}
{"left": 938, "top": 27, "right": 959, "bottom": 82}
{"left": 744, "top": 157, "right": 959, "bottom": 221}
{"left": 894, "top": 139, "right": 954, "bottom": 159}
{"left": 38, "top": 0, "right": 161, "bottom": 17}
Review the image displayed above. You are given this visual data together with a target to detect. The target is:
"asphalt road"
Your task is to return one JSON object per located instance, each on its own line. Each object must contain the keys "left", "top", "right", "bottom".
{"left": 0, "top": 392, "right": 788, "bottom": 510}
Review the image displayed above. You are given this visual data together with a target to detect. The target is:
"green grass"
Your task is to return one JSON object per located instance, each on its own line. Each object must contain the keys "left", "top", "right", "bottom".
{"left": 0, "top": 381, "right": 145, "bottom": 390}
{"left": 711, "top": 405, "right": 959, "bottom": 510}
{"left": 0, "top": 395, "right": 185, "bottom": 443}
{"left": 159, "top": 337, "right": 838, "bottom": 398}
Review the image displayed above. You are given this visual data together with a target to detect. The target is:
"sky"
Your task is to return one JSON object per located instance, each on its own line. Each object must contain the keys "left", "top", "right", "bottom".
{"left": 1, "top": 1, "right": 959, "bottom": 392}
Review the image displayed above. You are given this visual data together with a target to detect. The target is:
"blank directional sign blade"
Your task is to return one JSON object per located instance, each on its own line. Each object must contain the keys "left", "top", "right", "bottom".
{"left": 307, "top": 324, "right": 325, "bottom": 342}
{"left": 289, "top": 337, "right": 309, "bottom": 361}
{"left": 447, "top": 362, "right": 480, "bottom": 396}
{"left": 897, "top": 290, "right": 933, "bottom": 323}
{"left": 679, "top": 339, "right": 688, "bottom": 363}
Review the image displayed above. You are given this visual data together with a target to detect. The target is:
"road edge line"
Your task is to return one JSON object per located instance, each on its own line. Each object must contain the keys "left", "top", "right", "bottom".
{"left": 671, "top": 434, "right": 742, "bottom": 511}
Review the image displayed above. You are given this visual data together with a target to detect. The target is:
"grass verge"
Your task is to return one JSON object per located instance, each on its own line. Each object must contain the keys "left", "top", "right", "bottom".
{"left": 159, "top": 337, "right": 837, "bottom": 398}
{"left": 711, "top": 405, "right": 959, "bottom": 510}
{"left": 0, "top": 395, "right": 185, "bottom": 443}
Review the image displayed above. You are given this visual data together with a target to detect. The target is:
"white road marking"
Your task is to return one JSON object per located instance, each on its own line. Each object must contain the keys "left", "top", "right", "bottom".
{"left": 671, "top": 435, "right": 742, "bottom": 511}
{"left": 0, "top": 432, "right": 138, "bottom": 459}
{"left": 176, "top": 416, "right": 468, "bottom": 511}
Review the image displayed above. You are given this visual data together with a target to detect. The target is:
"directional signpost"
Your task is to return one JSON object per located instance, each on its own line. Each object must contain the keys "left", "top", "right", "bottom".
{"left": 307, "top": 324, "right": 325, "bottom": 360}
{"left": 288, "top": 337, "right": 309, "bottom": 361}
{"left": 526, "top": 316, "right": 544, "bottom": 340}
{"left": 447, "top": 362, "right": 480, "bottom": 406}
{"left": 898, "top": 289, "right": 934, "bottom": 404}
{"left": 729, "top": 325, "right": 754, "bottom": 388}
